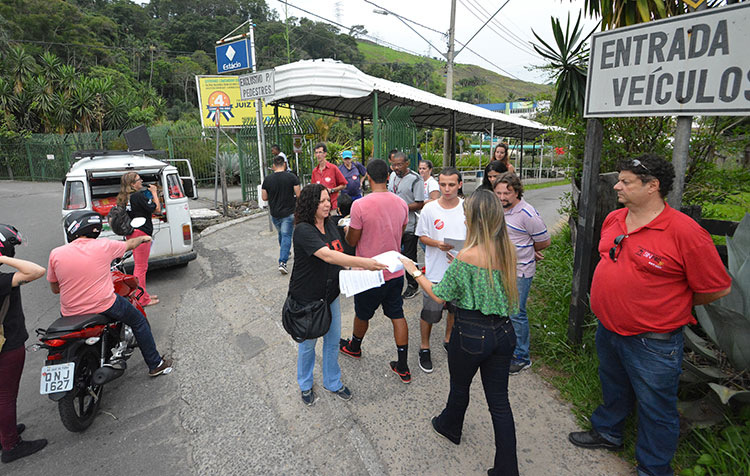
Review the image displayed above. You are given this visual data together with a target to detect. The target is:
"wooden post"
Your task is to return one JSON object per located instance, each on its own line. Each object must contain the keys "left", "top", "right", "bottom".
{"left": 568, "top": 119, "right": 603, "bottom": 345}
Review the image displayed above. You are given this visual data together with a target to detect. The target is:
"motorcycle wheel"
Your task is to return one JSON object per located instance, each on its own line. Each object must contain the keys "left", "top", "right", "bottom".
{"left": 58, "top": 346, "right": 103, "bottom": 432}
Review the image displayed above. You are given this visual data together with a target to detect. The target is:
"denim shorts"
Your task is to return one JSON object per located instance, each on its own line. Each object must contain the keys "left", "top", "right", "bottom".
{"left": 354, "top": 276, "right": 405, "bottom": 320}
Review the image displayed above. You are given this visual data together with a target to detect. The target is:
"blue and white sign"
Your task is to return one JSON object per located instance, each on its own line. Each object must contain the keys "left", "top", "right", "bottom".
{"left": 215, "top": 38, "right": 252, "bottom": 74}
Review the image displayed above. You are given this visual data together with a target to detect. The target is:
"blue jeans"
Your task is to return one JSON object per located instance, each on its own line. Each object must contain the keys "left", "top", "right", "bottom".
{"left": 434, "top": 309, "right": 518, "bottom": 476}
{"left": 271, "top": 214, "right": 294, "bottom": 264}
{"left": 297, "top": 297, "right": 343, "bottom": 392}
{"left": 510, "top": 276, "right": 533, "bottom": 364}
{"left": 591, "top": 323, "right": 683, "bottom": 476}
{"left": 102, "top": 294, "right": 162, "bottom": 370}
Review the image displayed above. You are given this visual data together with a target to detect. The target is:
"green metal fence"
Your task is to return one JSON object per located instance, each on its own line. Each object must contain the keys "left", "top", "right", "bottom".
{"left": 380, "top": 106, "right": 418, "bottom": 168}
{"left": 237, "top": 116, "right": 319, "bottom": 202}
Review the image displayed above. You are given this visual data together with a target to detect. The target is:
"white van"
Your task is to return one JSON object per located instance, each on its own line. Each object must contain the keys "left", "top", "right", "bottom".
{"left": 61, "top": 151, "right": 198, "bottom": 269}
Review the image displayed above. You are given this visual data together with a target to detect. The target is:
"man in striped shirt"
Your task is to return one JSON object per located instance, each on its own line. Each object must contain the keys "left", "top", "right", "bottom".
{"left": 494, "top": 173, "right": 551, "bottom": 374}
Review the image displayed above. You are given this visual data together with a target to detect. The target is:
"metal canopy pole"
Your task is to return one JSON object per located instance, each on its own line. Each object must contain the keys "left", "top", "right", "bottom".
{"left": 518, "top": 126, "right": 524, "bottom": 179}
{"left": 372, "top": 92, "right": 380, "bottom": 159}
{"left": 360, "top": 116, "right": 366, "bottom": 163}
{"left": 450, "top": 111, "right": 457, "bottom": 167}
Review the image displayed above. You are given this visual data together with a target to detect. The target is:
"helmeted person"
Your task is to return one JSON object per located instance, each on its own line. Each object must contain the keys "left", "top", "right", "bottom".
{"left": 0, "top": 224, "right": 48, "bottom": 464}
{"left": 47, "top": 211, "right": 173, "bottom": 377}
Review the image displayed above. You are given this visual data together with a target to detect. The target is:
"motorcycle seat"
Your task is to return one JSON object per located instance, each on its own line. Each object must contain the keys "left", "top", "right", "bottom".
{"left": 47, "top": 314, "right": 112, "bottom": 333}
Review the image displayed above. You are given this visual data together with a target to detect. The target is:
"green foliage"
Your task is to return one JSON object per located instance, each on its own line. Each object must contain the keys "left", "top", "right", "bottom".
{"left": 679, "top": 413, "right": 750, "bottom": 476}
{"left": 531, "top": 12, "right": 597, "bottom": 118}
{"left": 683, "top": 164, "right": 750, "bottom": 209}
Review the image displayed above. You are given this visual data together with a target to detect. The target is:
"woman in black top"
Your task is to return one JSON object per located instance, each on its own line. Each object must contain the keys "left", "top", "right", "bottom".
{"left": 117, "top": 172, "right": 161, "bottom": 306}
{"left": 289, "top": 184, "right": 386, "bottom": 406}
{"left": 0, "top": 224, "right": 47, "bottom": 463}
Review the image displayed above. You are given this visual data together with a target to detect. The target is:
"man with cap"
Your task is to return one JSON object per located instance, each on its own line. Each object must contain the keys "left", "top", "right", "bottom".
{"left": 338, "top": 150, "right": 367, "bottom": 201}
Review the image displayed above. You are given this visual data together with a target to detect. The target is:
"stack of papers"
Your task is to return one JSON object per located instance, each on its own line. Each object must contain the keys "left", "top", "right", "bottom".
{"left": 338, "top": 251, "right": 409, "bottom": 297}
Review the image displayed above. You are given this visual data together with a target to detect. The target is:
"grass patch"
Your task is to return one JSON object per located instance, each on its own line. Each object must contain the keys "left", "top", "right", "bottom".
{"left": 525, "top": 179, "right": 570, "bottom": 191}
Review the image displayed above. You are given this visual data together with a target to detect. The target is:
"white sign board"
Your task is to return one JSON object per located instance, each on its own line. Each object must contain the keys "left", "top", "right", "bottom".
{"left": 585, "top": 3, "right": 750, "bottom": 117}
{"left": 238, "top": 69, "right": 275, "bottom": 101}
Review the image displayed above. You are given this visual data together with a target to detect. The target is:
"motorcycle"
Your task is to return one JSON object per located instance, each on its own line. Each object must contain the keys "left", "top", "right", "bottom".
{"left": 29, "top": 250, "right": 147, "bottom": 432}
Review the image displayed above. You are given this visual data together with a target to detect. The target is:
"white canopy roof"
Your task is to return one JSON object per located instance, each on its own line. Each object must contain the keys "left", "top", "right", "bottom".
{"left": 267, "top": 59, "right": 549, "bottom": 140}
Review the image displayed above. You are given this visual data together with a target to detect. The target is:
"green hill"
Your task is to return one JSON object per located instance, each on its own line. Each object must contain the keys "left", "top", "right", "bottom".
{"left": 357, "top": 40, "right": 552, "bottom": 104}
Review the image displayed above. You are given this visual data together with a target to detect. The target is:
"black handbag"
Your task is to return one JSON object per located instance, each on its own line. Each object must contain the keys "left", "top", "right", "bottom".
{"left": 282, "top": 293, "right": 332, "bottom": 343}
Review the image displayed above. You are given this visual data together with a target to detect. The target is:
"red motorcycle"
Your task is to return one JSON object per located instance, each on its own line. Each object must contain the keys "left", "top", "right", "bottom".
{"left": 30, "top": 253, "right": 147, "bottom": 432}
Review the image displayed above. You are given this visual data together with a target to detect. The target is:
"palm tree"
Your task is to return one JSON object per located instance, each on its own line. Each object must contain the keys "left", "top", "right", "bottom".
{"left": 70, "top": 78, "right": 95, "bottom": 132}
{"left": 27, "top": 75, "right": 58, "bottom": 132}
{"left": 6, "top": 45, "right": 37, "bottom": 94}
{"left": 51, "top": 92, "right": 72, "bottom": 134}
{"left": 531, "top": 12, "right": 597, "bottom": 118}
{"left": 0, "top": 77, "right": 19, "bottom": 128}
{"left": 38, "top": 52, "right": 61, "bottom": 95}
{"left": 582, "top": 1, "right": 680, "bottom": 29}
{"left": 56, "top": 64, "right": 77, "bottom": 99}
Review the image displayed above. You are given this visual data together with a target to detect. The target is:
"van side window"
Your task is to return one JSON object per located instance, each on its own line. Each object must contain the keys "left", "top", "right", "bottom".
{"left": 64, "top": 181, "right": 86, "bottom": 210}
{"left": 166, "top": 174, "right": 185, "bottom": 199}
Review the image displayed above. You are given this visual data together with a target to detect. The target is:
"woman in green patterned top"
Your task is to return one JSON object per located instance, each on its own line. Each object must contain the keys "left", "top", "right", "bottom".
{"left": 401, "top": 189, "right": 520, "bottom": 476}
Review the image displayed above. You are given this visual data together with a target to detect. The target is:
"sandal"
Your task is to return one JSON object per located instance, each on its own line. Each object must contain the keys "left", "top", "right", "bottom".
{"left": 144, "top": 297, "right": 160, "bottom": 307}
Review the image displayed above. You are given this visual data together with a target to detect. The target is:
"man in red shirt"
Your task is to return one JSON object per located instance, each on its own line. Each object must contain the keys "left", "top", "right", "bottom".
{"left": 568, "top": 155, "right": 731, "bottom": 476}
{"left": 311, "top": 142, "right": 347, "bottom": 210}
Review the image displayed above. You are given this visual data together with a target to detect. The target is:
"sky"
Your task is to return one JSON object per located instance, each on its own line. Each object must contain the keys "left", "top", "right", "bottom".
{"left": 267, "top": 0, "right": 601, "bottom": 85}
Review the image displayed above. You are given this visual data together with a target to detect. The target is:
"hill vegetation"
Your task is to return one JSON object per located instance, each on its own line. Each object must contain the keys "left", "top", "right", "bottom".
{"left": 0, "top": 0, "right": 550, "bottom": 138}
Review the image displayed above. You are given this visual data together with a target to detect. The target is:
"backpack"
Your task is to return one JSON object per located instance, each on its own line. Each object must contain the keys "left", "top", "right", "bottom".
{"left": 108, "top": 205, "right": 134, "bottom": 236}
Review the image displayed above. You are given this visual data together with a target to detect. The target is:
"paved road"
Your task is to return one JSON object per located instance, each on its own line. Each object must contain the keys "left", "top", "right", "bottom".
{"left": 2, "top": 180, "right": 632, "bottom": 475}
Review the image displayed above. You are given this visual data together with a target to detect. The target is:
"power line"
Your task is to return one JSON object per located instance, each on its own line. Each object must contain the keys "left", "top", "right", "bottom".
{"left": 458, "top": 0, "right": 541, "bottom": 60}
{"left": 358, "top": 0, "right": 522, "bottom": 80}
{"left": 468, "top": 0, "right": 541, "bottom": 56}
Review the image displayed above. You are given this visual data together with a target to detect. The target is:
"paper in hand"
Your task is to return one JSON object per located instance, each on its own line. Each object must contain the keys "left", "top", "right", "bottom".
{"left": 372, "top": 250, "right": 406, "bottom": 273}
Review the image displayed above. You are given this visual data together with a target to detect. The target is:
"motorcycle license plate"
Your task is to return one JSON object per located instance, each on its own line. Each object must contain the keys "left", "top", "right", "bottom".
{"left": 40, "top": 363, "right": 75, "bottom": 394}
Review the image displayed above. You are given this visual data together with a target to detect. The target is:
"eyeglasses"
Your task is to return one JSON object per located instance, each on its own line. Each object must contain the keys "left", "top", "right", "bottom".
{"left": 609, "top": 234, "right": 627, "bottom": 262}
{"left": 631, "top": 159, "right": 651, "bottom": 174}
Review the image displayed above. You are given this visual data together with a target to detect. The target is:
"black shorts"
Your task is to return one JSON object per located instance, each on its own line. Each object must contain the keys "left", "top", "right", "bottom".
{"left": 420, "top": 287, "right": 457, "bottom": 324}
{"left": 354, "top": 275, "right": 405, "bottom": 321}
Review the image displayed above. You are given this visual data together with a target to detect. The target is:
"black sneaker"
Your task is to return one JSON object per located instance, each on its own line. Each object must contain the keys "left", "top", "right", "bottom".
{"left": 1, "top": 438, "right": 48, "bottom": 464}
{"left": 418, "top": 349, "right": 433, "bottom": 373}
{"left": 402, "top": 286, "right": 419, "bottom": 299}
{"left": 431, "top": 416, "right": 460, "bottom": 445}
{"left": 443, "top": 341, "right": 449, "bottom": 353}
{"left": 301, "top": 389, "right": 318, "bottom": 406}
{"left": 509, "top": 360, "right": 532, "bottom": 375}
{"left": 568, "top": 430, "right": 623, "bottom": 451}
{"left": 389, "top": 361, "right": 412, "bottom": 384}
{"left": 339, "top": 338, "right": 362, "bottom": 359}
{"left": 16, "top": 424, "right": 25, "bottom": 435}
{"left": 331, "top": 386, "right": 352, "bottom": 401}
{"left": 278, "top": 262, "right": 288, "bottom": 275}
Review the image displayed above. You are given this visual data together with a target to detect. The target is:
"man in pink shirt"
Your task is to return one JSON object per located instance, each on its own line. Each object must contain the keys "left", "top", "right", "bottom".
{"left": 340, "top": 159, "right": 413, "bottom": 383}
{"left": 47, "top": 211, "right": 172, "bottom": 377}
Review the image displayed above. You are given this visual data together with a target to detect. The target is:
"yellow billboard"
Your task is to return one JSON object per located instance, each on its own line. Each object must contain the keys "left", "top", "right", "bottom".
{"left": 195, "top": 75, "right": 290, "bottom": 128}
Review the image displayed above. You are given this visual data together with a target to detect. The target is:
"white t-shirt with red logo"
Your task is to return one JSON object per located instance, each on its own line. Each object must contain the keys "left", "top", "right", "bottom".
{"left": 415, "top": 198, "right": 466, "bottom": 282}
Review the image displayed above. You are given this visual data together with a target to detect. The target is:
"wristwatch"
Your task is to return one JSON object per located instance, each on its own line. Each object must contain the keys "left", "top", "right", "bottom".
{"left": 411, "top": 269, "right": 423, "bottom": 278}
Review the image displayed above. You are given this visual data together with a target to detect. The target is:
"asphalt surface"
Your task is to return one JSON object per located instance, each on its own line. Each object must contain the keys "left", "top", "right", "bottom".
{"left": 1, "top": 179, "right": 633, "bottom": 475}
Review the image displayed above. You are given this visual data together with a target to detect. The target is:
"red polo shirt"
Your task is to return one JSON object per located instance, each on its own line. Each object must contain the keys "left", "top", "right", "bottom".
{"left": 590, "top": 204, "right": 731, "bottom": 336}
{"left": 311, "top": 161, "right": 347, "bottom": 209}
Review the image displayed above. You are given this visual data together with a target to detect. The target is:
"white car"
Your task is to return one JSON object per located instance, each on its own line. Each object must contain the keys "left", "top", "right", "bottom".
{"left": 61, "top": 151, "right": 198, "bottom": 269}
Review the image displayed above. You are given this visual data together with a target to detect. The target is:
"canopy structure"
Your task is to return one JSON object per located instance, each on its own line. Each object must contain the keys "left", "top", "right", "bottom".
{"left": 267, "top": 59, "right": 549, "bottom": 140}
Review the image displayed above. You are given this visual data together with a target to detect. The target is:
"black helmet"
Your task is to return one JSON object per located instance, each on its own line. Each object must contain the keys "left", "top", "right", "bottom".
{"left": 64, "top": 211, "right": 103, "bottom": 242}
{"left": 0, "top": 224, "right": 22, "bottom": 258}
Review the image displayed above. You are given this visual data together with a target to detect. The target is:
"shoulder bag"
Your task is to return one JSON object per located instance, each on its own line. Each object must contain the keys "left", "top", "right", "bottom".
{"left": 282, "top": 291, "right": 332, "bottom": 343}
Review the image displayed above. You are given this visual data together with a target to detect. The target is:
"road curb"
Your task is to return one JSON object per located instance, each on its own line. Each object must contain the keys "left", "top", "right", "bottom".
{"left": 199, "top": 211, "right": 268, "bottom": 238}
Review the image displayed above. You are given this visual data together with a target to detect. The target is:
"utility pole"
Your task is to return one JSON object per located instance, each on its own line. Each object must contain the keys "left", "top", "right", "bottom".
{"left": 442, "top": 0, "right": 457, "bottom": 167}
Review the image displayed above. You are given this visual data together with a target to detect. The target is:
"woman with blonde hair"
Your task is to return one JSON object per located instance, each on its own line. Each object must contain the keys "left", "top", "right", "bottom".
{"left": 117, "top": 171, "right": 161, "bottom": 306}
{"left": 400, "top": 189, "right": 519, "bottom": 476}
